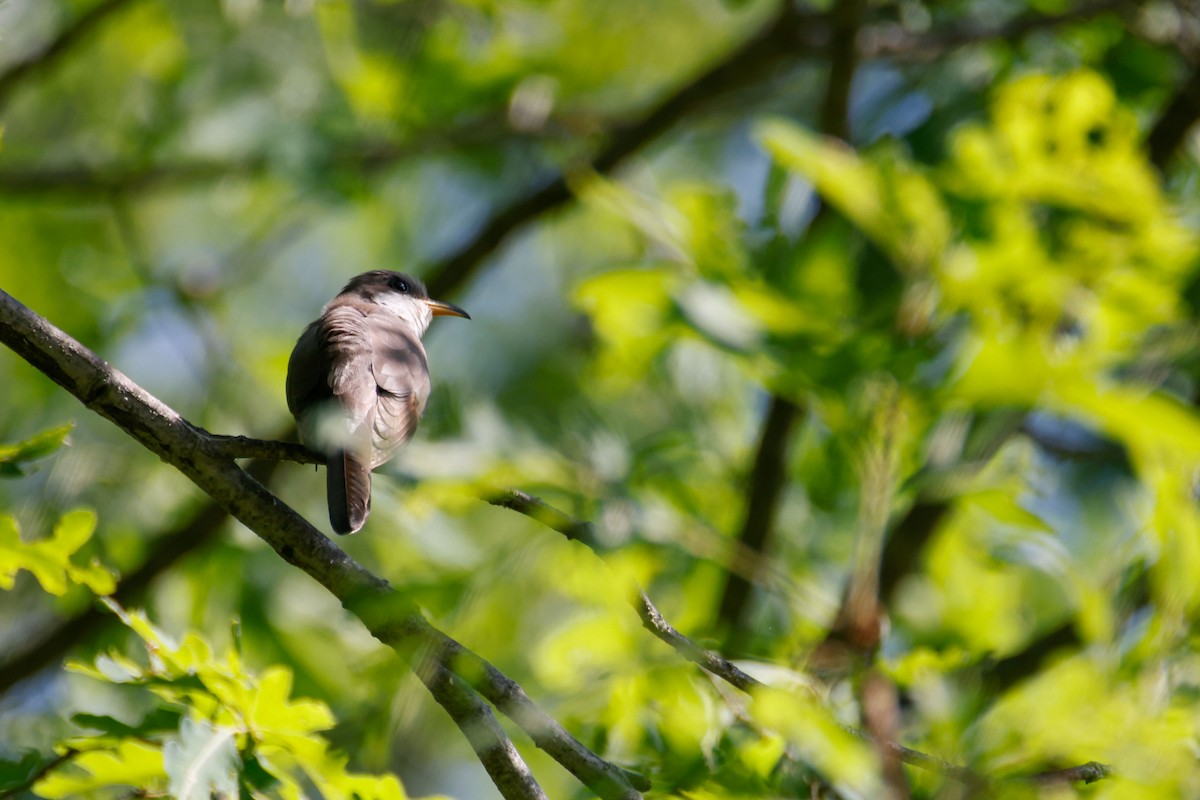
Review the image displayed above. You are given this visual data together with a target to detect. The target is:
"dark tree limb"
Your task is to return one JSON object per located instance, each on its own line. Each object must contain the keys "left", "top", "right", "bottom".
{"left": 1148, "top": 60, "right": 1200, "bottom": 170}
{"left": 0, "top": 289, "right": 643, "bottom": 800}
{"left": 1029, "top": 761, "right": 1111, "bottom": 786}
{"left": 0, "top": 1, "right": 1131, "bottom": 197}
{"left": 0, "top": 0, "right": 141, "bottom": 114}
{"left": 716, "top": 0, "right": 869, "bottom": 646}
{"left": 424, "top": 2, "right": 821, "bottom": 297}
{"left": 714, "top": 397, "right": 803, "bottom": 643}
{"left": 0, "top": 131, "right": 523, "bottom": 197}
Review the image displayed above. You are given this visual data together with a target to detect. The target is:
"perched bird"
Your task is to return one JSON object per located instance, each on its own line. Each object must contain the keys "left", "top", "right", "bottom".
{"left": 286, "top": 270, "right": 470, "bottom": 534}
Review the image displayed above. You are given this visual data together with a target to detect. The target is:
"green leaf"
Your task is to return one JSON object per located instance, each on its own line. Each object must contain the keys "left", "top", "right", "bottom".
{"left": 0, "top": 423, "right": 73, "bottom": 477}
{"left": 164, "top": 717, "right": 240, "bottom": 800}
{"left": 756, "top": 119, "right": 950, "bottom": 271}
{"left": 33, "top": 740, "right": 166, "bottom": 798}
{"left": 249, "top": 666, "right": 335, "bottom": 739}
{"left": 0, "top": 509, "right": 113, "bottom": 596}
{"left": 573, "top": 268, "right": 681, "bottom": 387}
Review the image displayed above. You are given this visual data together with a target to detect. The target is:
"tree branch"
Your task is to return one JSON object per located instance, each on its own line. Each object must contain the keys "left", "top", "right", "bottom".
{"left": 0, "top": 0, "right": 141, "bottom": 114}
{"left": 716, "top": 0, "right": 873, "bottom": 646}
{"left": 489, "top": 488, "right": 1113, "bottom": 791}
{"left": 0, "top": 288, "right": 643, "bottom": 800}
{"left": 0, "top": 750, "right": 79, "bottom": 800}
{"left": 0, "top": 130, "right": 525, "bottom": 197}
{"left": 714, "top": 397, "right": 803, "bottom": 642}
{"left": 414, "top": 656, "right": 550, "bottom": 800}
{"left": 1029, "top": 761, "right": 1111, "bottom": 786}
{"left": 1148, "top": 59, "right": 1200, "bottom": 170}
{"left": 423, "top": 2, "right": 822, "bottom": 296}
{"left": 0, "top": 1, "right": 1130, "bottom": 201}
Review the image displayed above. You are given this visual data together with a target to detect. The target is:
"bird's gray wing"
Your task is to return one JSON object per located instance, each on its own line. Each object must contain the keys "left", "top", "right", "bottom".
{"left": 366, "top": 309, "right": 431, "bottom": 468}
{"left": 287, "top": 304, "right": 376, "bottom": 534}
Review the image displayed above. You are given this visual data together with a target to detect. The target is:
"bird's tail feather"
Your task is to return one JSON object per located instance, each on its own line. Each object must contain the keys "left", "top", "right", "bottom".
{"left": 328, "top": 449, "right": 371, "bottom": 534}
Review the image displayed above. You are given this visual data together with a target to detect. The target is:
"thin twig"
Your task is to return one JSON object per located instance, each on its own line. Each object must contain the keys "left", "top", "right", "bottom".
{"left": 0, "top": 749, "right": 79, "bottom": 799}
{"left": 1028, "top": 761, "right": 1111, "bottom": 785}
{"left": 489, "top": 488, "right": 1112, "bottom": 791}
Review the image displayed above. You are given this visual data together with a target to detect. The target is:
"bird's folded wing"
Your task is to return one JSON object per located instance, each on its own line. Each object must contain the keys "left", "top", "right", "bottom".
{"left": 367, "top": 311, "right": 432, "bottom": 466}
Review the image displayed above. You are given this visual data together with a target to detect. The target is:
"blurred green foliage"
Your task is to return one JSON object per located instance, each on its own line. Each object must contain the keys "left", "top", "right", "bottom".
{"left": 3, "top": 0, "right": 1200, "bottom": 798}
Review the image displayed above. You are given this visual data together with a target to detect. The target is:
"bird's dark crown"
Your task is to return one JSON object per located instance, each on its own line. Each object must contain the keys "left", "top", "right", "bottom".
{"left": 339, "top": 270, "right": 429, "bottom": 301}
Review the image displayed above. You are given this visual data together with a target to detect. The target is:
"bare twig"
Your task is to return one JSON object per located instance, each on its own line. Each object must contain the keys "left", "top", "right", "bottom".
{"left": 487, "top": 488, "right": 602, "bottom": 547}
{"left": 632, "top": 589, "right": 760, "bottom": 693}
{"left": 0, "top": 289, "right": 641, "bottom": 800}
{"left": 489, "top": 488, "right": 1113, "bottom": 791}
{"left": 0, "top": 749, "right": 79, "bottom": 800}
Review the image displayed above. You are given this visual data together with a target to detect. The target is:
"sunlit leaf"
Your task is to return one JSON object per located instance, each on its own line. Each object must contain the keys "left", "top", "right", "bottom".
{"left": 0, "top": 509, "right": 112, "bottom": 596}
{"left": 33, "top": 741, "right": 166, "bottom": 799}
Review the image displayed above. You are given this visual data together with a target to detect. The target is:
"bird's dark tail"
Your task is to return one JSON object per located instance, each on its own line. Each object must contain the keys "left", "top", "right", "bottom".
{"left": 327, "top": 449, "right": 371, "bottom": 534}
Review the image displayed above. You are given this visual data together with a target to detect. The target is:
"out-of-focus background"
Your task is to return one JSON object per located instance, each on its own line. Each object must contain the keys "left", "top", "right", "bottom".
{"left": 2, "top": 0, "right": 1200, "bottom": 797}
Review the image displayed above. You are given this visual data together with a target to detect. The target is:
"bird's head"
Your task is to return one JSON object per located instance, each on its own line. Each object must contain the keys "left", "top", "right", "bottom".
{"left": 339, "top": 270, "right": 470, "bottom": 336}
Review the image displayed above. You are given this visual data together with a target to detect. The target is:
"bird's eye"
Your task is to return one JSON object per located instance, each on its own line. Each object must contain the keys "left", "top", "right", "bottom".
{"left": 390, "top": 276, "right": 409, "bottom": 293}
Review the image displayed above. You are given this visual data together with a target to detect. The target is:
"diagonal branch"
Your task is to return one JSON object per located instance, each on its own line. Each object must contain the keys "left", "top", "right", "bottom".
{"left": 0, "top": 2, "right": 1131, "bottom": 203}
{"left": 0, "top": 288, "right": 643, "bottom": 800}
{"left": 424, "top": 2, "right": 822, "bottom": 297}
{"left": 0, "top": 0, "right": 142, "bottom": 113}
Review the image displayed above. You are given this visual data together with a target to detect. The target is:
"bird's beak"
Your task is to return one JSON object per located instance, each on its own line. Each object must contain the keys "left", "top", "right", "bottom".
{"left": 427, "top": 299, "right": 471, "bottom": 320}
